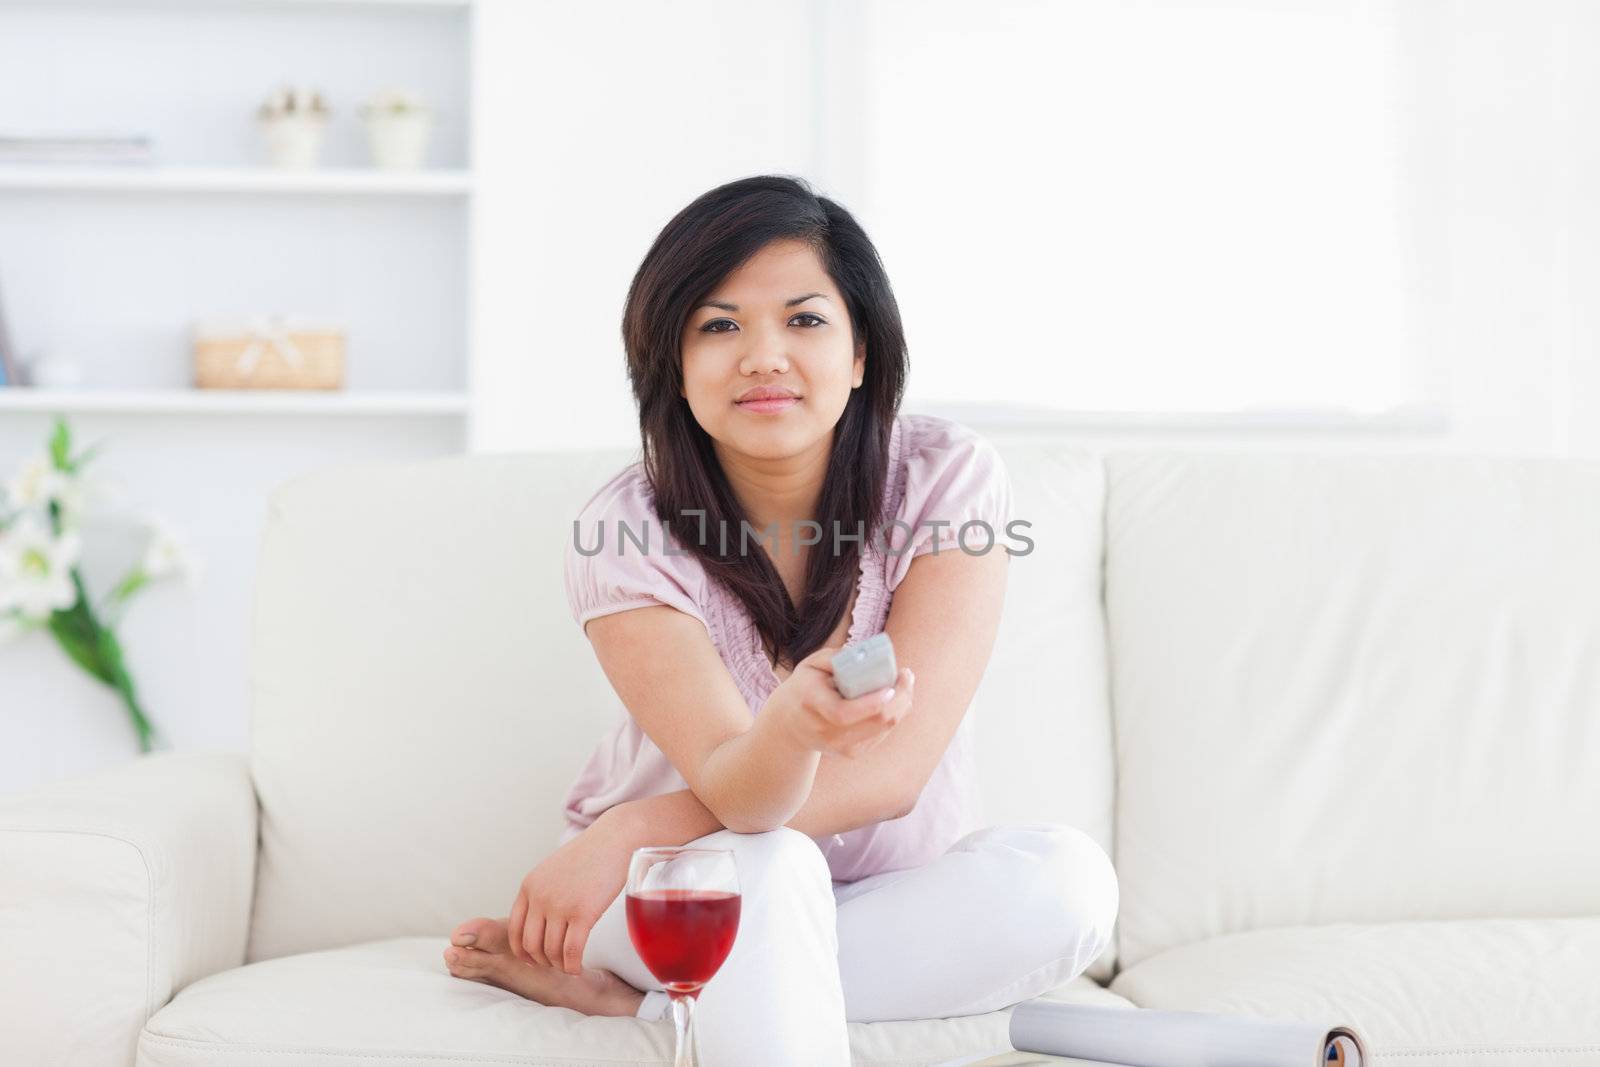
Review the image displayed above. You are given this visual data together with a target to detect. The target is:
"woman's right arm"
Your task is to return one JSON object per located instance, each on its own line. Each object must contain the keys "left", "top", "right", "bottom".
{"left": 521, "top": 759, "right": 905, "bottom": 976}
{"left": 521, "top": 619, "right": 913, "bottom": 975}
{"left": 581, "top": 604, "right": 911, "bottom": 834}
{"left": 602, "top": 747, "right": 912, "bottom": 858}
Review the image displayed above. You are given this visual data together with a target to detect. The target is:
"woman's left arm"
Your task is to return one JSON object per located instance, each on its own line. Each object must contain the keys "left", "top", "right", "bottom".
{"left": 789, "top": 540, "right": 1011, "bottom": 831}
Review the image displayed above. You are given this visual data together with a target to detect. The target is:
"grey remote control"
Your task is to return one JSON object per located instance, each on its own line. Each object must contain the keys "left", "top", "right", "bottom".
{"left": 830, "top": 632, "right": 898, "bottom": 699}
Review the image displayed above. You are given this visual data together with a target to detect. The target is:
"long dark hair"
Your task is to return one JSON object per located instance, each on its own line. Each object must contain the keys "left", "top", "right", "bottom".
{"left": 620, "top": 174, "right": 908, "bottom": 673}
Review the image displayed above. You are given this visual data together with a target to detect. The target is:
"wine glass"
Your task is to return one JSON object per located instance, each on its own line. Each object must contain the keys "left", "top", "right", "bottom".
{"left": 626, "top": 846, "right": 742, "bottom": 1067}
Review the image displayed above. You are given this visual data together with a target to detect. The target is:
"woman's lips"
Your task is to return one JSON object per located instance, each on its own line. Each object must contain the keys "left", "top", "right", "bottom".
{"left": 735, "top": 396, "right": 800, "bottom": 413}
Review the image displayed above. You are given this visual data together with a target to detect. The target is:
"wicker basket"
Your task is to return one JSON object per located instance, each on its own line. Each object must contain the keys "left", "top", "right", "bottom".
{"left": 193, "top": 317, "right": 345, "bottom": 390}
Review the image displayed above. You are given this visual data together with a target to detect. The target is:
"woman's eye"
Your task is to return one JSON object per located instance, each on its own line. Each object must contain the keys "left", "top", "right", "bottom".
{"left": 700, "top": 314, "right": 824, "bottom": 333}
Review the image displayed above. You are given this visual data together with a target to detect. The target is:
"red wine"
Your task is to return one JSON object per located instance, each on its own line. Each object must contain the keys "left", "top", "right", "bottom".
{"left": 626, "top": 889, "right": 742, "bottom": 994}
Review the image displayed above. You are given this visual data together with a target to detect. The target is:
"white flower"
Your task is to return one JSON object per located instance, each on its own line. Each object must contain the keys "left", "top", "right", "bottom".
{"left": 139, "top": 513, "right": 201, "bottom": 589}
{"left": 0, "top": 453, "right": 101, "bottom": 531}
{"left": 0, "top": 512, "right": 82, "bottom": 619}
{"left": 54, "top": 478, "right": 93, "bottom": 529}
{"left": 4, "top": 454, "right": 72, "bottom": 511}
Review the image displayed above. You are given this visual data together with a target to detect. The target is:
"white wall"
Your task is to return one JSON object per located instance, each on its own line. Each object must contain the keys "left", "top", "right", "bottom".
{"left": 842, "top": 0, "right": 1427, "bottom": 417}
{"left": 469, "top": 0, "right": 819, "bottom": 455}
{"left": 471, "top": 0, "right": 1600, "bottom": 461}
{"left": 1427, "top": 0, "right": 1580, "bottom": 459}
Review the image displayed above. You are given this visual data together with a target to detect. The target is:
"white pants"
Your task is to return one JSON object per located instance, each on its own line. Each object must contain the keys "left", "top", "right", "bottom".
{"left": 580, "top": 822, "right": 1120, "bottom": 1067}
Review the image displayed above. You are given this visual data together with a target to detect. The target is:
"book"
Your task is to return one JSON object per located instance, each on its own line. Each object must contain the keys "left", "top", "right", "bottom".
{"left": 0, "top": 131, "right": 152, "bottom": 165}
{"left": 933, "top": 1001, "right": 1367, "bottom": 1067}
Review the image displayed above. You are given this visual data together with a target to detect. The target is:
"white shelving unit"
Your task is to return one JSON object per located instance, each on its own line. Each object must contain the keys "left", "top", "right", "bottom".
{"left": 0, "top": 0, "right": 475, "bottom": 413}
{"left": 0, "top": 0, "right": 480, "bottom": 784}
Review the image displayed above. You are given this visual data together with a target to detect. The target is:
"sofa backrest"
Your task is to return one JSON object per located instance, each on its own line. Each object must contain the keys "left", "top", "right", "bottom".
{"left": 1103, "top": 450, "right": 1600, "bottom": 971}
{"left": 245, "top": 435, "right": 1115, "bottom": 969}
{"left": 246, "top": 449, "right": 635, "bottom": 963}
{"left": 979, "top": 440, "right": 1116, "bottom": 979}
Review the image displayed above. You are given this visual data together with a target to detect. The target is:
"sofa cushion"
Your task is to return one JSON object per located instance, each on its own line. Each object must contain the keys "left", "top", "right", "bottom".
{"left": 979, "top": 441, "right": 1116, "bottom": 980}
{"left": 247, "top": 449, "right": 642, "bottom": 964}
{"left": 1108, "top": 916, "right": 1600, "bottom": 1065}
{"left": 135, "top": 937, "right": 1133, "bottom": 1067}
{"left": 1102, "top": 451, "right": 1600, "bottom": 968}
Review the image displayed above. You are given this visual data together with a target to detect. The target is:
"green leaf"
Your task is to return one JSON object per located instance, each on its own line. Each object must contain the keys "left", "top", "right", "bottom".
{"left": 98, "top": 628, "right": 158, "bottom": 752}
{"left": 46, "top": 571, "right": 114, "bottom": 684}
{"left": 49, "top": 417, "right": 71, "bottom": 471}
{"left": 108, "top": 568, "right": 149, "bottom": 605}
{"left": 97, "top": 626, "right": 129, "bottom": 677}
{"left": 47, "top": 609, "right": 111, "bottom": 684}
{"left": 73, "top": 438, "right": 108, "bottom": 471}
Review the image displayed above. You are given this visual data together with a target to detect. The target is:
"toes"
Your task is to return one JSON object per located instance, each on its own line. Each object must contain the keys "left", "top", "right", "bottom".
{"left": 444, "top": 946, "right": 493, "bottom": 976}
{"left": 450, "top": 916, "right": 510, "bottom": 951}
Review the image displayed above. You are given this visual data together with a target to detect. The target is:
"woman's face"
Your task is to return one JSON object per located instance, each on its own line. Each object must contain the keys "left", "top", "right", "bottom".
{"left": 680, "top": 238, "right": 865, "bottom": 463}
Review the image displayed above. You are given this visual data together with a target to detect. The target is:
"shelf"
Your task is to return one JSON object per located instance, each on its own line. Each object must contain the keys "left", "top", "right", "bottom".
{"left": 0, "top": 388, "right": 470, "bottom": 415}
{"left": 0, "top": 1, "right": 470, "bottom": 8}
{"left": 0, "top": 166, "right": 474, "bottom": 196}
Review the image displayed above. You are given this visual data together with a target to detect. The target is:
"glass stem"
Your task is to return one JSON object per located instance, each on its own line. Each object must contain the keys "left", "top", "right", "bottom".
{"left": 669, "top": 991, "right": 698, "bottom": 1067}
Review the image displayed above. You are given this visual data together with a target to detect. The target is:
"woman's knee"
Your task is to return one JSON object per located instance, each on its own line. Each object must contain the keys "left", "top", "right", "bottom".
{"left": 975, "top": 823, "right": 1120, "bottom": 957}
{"left": 1050, "top": 826, "right": 1119, "bottom": 953}
{"left": 688, "top": 826, "right": 833, "bottom": 895}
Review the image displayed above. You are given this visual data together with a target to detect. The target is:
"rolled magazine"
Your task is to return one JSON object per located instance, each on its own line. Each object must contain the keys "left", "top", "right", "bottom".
{"left": 995, "top": 1001, "right": 1366, "bottom": 1067}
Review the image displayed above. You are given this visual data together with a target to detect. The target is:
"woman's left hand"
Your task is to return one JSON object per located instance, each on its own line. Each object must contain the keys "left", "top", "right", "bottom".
{"left": 507, "top": 806, "right": 637, "bottom": 975}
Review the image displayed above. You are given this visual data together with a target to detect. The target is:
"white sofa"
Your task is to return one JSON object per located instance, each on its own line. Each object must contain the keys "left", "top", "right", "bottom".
{"left": 3, "top": 439, "right": 1597, "bottom": 1067}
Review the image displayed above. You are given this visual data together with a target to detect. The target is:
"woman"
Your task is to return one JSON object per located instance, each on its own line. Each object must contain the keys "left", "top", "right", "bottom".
{"left": 443, "top": 174, "right": 1118, "bottom": 1065}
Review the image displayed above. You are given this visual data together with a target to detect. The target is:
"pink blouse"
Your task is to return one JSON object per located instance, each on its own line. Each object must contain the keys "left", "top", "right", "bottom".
{"left": 559, "top": 411, "right": 1013, "bottom": 883}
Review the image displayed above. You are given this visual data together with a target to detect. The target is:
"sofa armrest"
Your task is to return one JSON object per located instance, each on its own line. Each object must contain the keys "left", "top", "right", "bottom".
{"left": 0, "top": 751, "right": 257, "bottom": 1067}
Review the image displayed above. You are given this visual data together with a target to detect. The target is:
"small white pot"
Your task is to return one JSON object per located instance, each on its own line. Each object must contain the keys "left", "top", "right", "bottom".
{"left": 260, "top": 114, "right": 328, "bottom": 169}
{"left": 27, "top": 351, "right": 85, "bottom": 388}
{"left": 362, "top": 110, "right": 433, "bottom": 170}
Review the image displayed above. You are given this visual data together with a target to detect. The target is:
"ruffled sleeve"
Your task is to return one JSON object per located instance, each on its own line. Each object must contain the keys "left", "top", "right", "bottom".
{"left": 564, "top": 465, "right": 712, "bottom": 634}
{"left": 884, "top": 415, "right": 1014, "bottom": 592}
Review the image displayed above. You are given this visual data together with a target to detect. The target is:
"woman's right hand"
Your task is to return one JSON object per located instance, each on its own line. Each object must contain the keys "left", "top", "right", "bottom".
{"left": 766, "top": 645, "right": 915, "bottom": 758}
{"left": 506, "top": 805, "right": 638, "bottom": 974}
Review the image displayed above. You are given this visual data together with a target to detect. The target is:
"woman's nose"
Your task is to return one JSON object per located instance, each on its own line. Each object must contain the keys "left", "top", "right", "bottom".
{"left": 740, "top": 337, "right": 790, "bottom": 375}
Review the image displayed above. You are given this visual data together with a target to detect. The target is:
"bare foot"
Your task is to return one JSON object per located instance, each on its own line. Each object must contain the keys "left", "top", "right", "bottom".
{"left": 443, "top": 916, "right": 646, "bottom": 1018}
